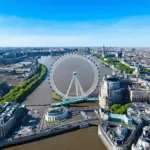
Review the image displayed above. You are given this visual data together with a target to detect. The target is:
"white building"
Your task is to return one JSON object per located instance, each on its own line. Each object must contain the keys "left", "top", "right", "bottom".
{"left": 45, "top": 107, "right": 68, "bottom": 122}
{"left": 0, "top": 102, "right": 27, "bottom": 137}
{"left": 130, "top": 90, "right": 150, "bottom": 102}
{"left": 132, "top": 126, "right": 150, "bottom": 150}
{"left": 99, "top": 75, "right": 122, "bottom": 109}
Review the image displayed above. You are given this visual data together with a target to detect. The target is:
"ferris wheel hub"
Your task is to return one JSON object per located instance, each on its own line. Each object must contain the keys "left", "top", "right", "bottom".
{"left": 73, "top": 72, "right": 77, "bottom": 75}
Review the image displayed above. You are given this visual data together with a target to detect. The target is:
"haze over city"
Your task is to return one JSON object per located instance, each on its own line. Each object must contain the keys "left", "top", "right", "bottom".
{"left": 0, "top": 0, "right": 150, "bottom": 47}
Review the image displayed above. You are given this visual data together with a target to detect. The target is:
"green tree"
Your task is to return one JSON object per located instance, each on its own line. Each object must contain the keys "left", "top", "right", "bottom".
{"left": 0, "top": 64, "right": 47, "bottom": 104}
{"left": 110, "top": 104, "right": 121, "bottom": 112}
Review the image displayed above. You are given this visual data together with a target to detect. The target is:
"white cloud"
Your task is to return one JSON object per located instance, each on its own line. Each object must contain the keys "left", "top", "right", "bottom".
{"left": 0, "top": 15, "right": 150, "bottom": 47}
{"left": 0, "top": 34, "right": 149, "bottom": 47}
{"left": 0, "top": 35, "right": 99, "bottom": 47}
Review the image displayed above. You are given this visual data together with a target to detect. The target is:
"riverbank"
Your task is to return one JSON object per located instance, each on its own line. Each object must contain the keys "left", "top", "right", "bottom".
{"left": 6, "top": 127, "right": 106, "bottom": 150}
{"left": 52, "top": 92, "right": 62, "bottom": 101}
{"left": 1, "top": 123, "right": 79, "bottom": 149}
{"left": 0, "top": 64, "right": 47, "bottom": 104}
{"left": 7, "top": 56, "right": 112, "bottom": 150}
{"left": 97, "top": 56, "right": 134, "bottom": 74}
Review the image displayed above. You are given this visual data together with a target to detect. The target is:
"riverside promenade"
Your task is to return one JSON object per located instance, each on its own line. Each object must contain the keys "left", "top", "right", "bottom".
{"left": 0, "top": 117, "right": 98, "bottom": 149}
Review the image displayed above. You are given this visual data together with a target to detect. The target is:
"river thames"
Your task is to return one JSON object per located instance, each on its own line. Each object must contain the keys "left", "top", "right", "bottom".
{"left": 6, "top": 56, "right": 112, "bottom": 150}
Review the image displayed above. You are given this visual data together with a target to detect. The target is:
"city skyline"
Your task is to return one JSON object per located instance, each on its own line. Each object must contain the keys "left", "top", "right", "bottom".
{"left": 0, "top": 0, "right": 150, "bottom": 47}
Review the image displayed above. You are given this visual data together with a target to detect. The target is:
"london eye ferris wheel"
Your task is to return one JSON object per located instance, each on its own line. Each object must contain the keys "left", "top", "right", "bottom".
{"left": 50, "top": 53, "right": 100, "bottom": 100}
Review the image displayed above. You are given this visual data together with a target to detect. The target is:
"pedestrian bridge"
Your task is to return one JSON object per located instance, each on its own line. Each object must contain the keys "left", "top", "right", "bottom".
{"left": 51, "top": 97, "right": 98, "bottom": 107}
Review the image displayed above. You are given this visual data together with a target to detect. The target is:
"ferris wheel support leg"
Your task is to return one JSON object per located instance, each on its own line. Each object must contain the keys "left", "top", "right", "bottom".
{"left": 64, "top": 75, "right": 75, "bottom": 101}
{"left": 75, "top": 76, "right": 85, "bottom": 97}
{"left": 75, "top": 80, "right": 79, "bottom": 97}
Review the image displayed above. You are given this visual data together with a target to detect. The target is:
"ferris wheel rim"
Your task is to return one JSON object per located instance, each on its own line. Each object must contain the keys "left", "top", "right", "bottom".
{"left": 50, "top": 54, "right": 99, "bottom": 98}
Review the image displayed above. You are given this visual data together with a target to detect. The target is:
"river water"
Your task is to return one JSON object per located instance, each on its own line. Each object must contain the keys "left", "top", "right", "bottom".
{"left": 6, "top": 56, "right": 112, "bottom": 150}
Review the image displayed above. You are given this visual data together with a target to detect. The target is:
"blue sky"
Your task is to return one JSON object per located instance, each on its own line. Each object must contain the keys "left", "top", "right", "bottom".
{"left": 0, "top": 0, "right": 150, "bottom": 47}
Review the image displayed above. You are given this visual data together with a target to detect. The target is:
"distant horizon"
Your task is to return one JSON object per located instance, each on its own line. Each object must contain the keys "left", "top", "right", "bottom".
{"left": 1, "top": 46, "right": 150, "bottom": 48}
{"left": 0, "top": 0, "right": 150, "bottom": 47}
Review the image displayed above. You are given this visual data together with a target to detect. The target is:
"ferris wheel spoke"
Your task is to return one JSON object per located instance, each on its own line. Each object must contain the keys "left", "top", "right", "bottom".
{"left": 64, "top": 75, "right": 75, "bottom": 101}
{"left": 75, "top": 76, "right": 85, "bottom": 97}
{"left": 75, "top": 79, "right": 79, "bottom": 97}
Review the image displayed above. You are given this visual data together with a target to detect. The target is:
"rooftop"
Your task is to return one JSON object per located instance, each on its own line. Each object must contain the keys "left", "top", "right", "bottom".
{"left": 105, "top": 75, "right": 119, "bottom": 82}
{"left": 0, "top": 102, "right": 26, "bottom": 124}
